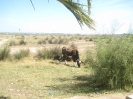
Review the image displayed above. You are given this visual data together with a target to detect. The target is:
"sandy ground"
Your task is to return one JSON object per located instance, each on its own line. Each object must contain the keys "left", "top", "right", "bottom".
{"left": 63, "top": 92, "right": 133, "bottom": 99}
{"left": 0, "top": 39, "right": 8, "bottom": 45}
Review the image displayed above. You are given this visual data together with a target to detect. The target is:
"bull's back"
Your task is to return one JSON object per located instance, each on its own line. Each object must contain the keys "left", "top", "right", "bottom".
{"left": 62, "top": 47, "right": 73, "bottom": 56}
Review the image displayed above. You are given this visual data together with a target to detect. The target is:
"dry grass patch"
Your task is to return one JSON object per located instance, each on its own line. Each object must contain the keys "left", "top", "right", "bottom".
{"left": 0, "top": 59, "right": 93, "bottom": 99}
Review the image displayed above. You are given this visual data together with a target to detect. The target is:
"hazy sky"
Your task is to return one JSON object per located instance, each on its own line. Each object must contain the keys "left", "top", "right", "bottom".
{"left": 0, "top": 0, "right": 133, "bottom": 34}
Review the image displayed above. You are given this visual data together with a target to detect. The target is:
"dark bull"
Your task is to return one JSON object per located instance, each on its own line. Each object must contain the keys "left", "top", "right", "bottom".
{"left": 59, "top": 47, "right": 83, "bottom": 68}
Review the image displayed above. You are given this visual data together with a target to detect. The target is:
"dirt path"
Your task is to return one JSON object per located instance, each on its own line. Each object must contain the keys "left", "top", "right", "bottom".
{"left": 63, "top": 92, "right": 132, "bottom": 99}
{"left": 0, "top": 39, "right": 8, "bottom": 45}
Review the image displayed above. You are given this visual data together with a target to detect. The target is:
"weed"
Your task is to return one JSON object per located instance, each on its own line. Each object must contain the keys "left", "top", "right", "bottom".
{"left": 0, "top": 46, "right": 10, "bottom": 61}
{"left": 35, "top": 46, "right": 61, "bottom": 60}
{"left": 13, "top": 49, "right": 30, "bottom": 60}
{"left": 19, "top": 39, "right": 27, "bottom": 45}
{"left": 38, "top": 39, "right": 47, "bottom": 45}
{"left": 9, "top": 40, "right": 17, "bottom": 46}
{"left": 69, "top": 42, "right": 77, "bottom": 49}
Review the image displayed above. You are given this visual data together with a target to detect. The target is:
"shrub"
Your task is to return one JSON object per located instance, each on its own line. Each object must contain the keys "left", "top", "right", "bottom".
{"left": 69, "top": 42, "right": 77, "bottom": 49}
{"left": 38, "top": 39, "right": 46, "bottom": 45}
{"left": 35, "top": 46, "right": 61, "bottom": 60}
{"left": 58, "top": 37, "right": 69, "bottom": 44}
{"left": 0, "top": 46, "right": 10, "bottom": 61}
{"left": 48, "top": 39, "right": 52, "bottom": 44}
{"left": 52, "top": 38, "right": 58, "bottom": 44}
{"left": 58, "top": 38, "right": 64, "bottom": 44}
{"left": 9, "top": 40, "right": 17, "bottom": 46}
{"left": 19, "top": 39, "right": 27, "bottom": 45}
{"left": 85, "top": 35, "right": 133, "bottom": 90}
{"left": 78, "top": 36, "right": 83, "bottom": 40}
{"left": 89, "top": 38, "right": 93, "bottom": 41}
{"left": 13, "top": 49, "right": 30, "bottom": 60}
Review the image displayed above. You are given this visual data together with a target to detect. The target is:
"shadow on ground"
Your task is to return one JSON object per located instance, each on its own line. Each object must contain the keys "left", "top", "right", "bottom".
{"left": 0, "top": 96, "right": 10, "bottom": 99}
{"left": 49, "top": 61, "right": 78, "bottom": 68}
{"left": 50, "top": 75, "right": 99, "bottom": 95}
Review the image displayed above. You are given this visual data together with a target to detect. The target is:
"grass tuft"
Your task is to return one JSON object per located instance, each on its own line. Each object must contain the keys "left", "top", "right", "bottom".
{"left": 13, "top": 49, "right": 30, "bottom": 60}
{"left": 0, "top": 46, "right": 10, "bottom": 61}
{"left": 35, "top": 46, "right": 62, "bottom": 60}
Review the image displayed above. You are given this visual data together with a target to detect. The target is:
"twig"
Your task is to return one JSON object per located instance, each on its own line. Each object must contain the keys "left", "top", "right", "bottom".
{"left": 30, "top": 0, "right": 35, "bottom": 10}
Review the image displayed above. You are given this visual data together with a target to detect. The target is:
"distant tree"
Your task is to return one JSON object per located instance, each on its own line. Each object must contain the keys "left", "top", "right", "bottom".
{"left": 30, "top": 0, "right": 95, "bottom": 30}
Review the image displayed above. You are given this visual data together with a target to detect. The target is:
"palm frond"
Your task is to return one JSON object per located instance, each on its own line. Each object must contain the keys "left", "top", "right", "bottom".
{"left": 30, "top": 0, "right": 35, "bottom": 10}
{"left": 57, "top": 0, "right": 95, "bottom": 30}
{"left": 87, "top": 0, "right": 91, "bottom": 15}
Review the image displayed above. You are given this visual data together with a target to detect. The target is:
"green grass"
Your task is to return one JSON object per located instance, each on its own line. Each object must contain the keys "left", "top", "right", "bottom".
{"left": 0, "top": 59, "right": 93, "bottom": 99}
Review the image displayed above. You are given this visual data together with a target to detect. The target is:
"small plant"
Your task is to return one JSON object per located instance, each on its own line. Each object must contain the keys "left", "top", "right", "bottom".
{"left": 78, "top": 36, "right": 83, "bottom": 40}
{"left": 89, "top": 38, "right": 93, "bottom": 41}
{"left": 58, "top": 38, "right": 64, "bottom": 44}
{"left": 9, "top": 40, "right": 17, "bottom": 46}
{"left": 0, "top": 46, "right": 10, "bottom": 61}
{"left": 52, "top": 38, "right": 58, "bottom": 44}
{"left": 48, "top": 39, "right": 52, "bottom": 44}
{"left": 19, "top": 39, "right": 27, "bottom": 45}
{"left": 38, "top": 39, "right": 46, "bottom": 45}
{"left": 69, "top": 42, "right": 77, "bottom": 49}
{"left": 13, "top": 49, "right": 30, "bottom": 60}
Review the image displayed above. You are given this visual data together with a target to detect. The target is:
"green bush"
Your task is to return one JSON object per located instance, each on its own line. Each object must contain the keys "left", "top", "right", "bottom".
{"left": 19, "top": 39, "right": 27, "bottom": 45}
{"left": 13, "top": 49, "right": 30, "bottom": 60}
{"left": 0, "top": 46, "right": 10, "bottom": 61}
{"left": 35, "top": 46, "right": 61, "bottom": 60}
{"left": 85, "top": 35, "right": 133, "bottom": 90}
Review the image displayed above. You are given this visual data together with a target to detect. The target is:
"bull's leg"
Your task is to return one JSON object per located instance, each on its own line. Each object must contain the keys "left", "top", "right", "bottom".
{"left": 65, "top": 60, "right": 68, "bottom": 64}
{"left": 76, "top": 59, "right": 81, "bottom": 68}
{"left": 74, "top": 62, "right": 77, "bottom": 67}
{"left": 58, "top": 55, "right": 63, "bottom": 63}
{"left": 72, "top": 56, "right": 77, "bottom": 67}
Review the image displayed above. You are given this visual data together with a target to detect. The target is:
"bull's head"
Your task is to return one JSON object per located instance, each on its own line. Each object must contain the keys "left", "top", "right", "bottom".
{"left": 77, "top": 59, "right": 84, "bottom": 68}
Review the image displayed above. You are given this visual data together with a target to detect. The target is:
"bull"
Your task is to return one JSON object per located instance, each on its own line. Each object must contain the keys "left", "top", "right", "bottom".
{"left": 59, "top": 46, "right": 83, "bottom": 68}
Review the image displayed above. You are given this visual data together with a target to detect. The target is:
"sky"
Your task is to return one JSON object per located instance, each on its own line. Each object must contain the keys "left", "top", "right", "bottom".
{"left": 0, "top": 0, "right": 133, "bottom": 34}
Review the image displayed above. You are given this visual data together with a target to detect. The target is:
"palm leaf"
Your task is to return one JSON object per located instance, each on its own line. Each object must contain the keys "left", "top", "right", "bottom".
{"left": 58, "top": 0, "right": 95, "bottom": 29}
{"left": 30, "top": 0, "right": 35, "bottom": 10}
{"left": 87, "top": 0, "right": 91, "bottom": 15}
